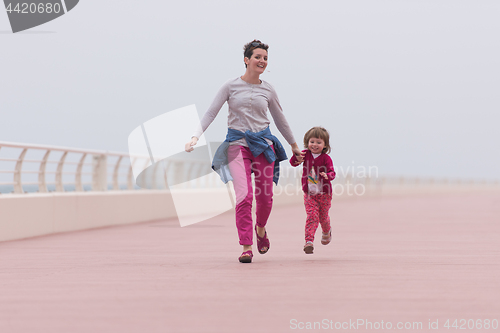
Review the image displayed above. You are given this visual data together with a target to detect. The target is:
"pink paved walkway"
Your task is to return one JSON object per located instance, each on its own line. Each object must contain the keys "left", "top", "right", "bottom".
{"left": 1, "top": 191, "right": 499, "bottom": 333}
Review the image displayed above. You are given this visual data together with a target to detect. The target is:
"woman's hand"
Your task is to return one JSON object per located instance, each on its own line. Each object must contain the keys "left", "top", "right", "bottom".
{"left": 185, "top": 137, "right": 198, "bottom": 152}
{"left": 319, "top": 172, "right": 328, "bottom": 180}
{"left": 291, "top": 143, "right": 304, "bottom": 163}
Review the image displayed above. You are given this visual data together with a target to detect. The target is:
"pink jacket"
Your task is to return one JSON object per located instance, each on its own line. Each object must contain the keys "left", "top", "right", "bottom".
{"left": 290, "top": 150, "right": 336, "bottom": 195}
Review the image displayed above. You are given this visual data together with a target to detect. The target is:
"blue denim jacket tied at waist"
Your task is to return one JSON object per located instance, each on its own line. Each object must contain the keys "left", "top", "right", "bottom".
{"left": 211, "top": 127, "right": 287, "bottom": 185}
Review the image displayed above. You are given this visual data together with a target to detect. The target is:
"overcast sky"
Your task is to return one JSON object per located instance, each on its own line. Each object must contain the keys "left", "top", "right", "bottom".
{"left": 1, "top": 0, "right": 499, "bottom": 180}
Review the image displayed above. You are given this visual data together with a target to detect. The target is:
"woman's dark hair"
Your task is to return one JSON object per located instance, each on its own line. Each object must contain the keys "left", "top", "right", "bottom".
{"left": 303, "top": 127, "right": 331, "bottom": 154}
{"left": 243, "top": 39, "right": 269, "bottom": 68}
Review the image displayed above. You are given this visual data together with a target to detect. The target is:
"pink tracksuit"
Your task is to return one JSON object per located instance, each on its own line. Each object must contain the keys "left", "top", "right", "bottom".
{"left": 290, "top": 150, "right": 336, "bottom": 242}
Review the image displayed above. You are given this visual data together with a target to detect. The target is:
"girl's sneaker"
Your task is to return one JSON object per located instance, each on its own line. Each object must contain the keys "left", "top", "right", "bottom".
{"left": 321, "top": 230, "right": 332, "bottom": 245}
{"left": 303, "top": 241, "right": 314, "bottom": 254}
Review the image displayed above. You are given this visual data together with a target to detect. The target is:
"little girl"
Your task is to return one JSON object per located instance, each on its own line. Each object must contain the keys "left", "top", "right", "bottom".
{"left": 290, "top": 127, "right": 336, "bottom": 254}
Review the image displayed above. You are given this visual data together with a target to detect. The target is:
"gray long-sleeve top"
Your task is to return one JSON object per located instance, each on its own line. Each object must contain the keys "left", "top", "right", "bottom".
{"left": 193, "top": 77, "right": 296, "bottom": 147}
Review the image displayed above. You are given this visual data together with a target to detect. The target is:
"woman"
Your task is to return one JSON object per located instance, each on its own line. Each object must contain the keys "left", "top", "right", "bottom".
{"left": 185, "top": 40, "right": 303, "bottom": 263}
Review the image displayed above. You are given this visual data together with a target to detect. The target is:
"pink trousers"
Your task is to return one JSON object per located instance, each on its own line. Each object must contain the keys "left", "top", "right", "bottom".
{"left": 227, "top": 145, "right": 275, "bottom": 246}
{"left": 304, "top": 193, "right": 332, "bottom": 243}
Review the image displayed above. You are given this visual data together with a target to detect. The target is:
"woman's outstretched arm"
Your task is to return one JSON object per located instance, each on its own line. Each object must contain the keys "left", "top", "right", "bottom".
{"left": 185, "top": 81, "right": 230, "bottom": 152}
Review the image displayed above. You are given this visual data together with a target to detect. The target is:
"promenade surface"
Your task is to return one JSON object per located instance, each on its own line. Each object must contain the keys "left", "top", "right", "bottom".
{"left": 1, "top": 190, "right": 499, "bottom": 333}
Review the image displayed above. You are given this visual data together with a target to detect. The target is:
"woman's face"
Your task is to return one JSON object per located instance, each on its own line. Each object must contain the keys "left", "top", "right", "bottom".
{"left": 245, "top": 48, "right": 268, "bottom": 74}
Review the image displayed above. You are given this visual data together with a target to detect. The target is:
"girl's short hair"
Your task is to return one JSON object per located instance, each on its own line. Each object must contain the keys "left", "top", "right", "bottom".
{"left": 303, "top": 127, "right": 331, "bottom": 154}
{"left": 243, "top": 39, "right": 269, "bottom": 68}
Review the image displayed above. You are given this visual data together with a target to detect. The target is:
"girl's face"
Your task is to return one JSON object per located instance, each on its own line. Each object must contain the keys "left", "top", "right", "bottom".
{"left": 245, "top": 48, "right": 268, "bottom": 74}
{"left": 308, "top": 137, "right": 325, "bottom": 154}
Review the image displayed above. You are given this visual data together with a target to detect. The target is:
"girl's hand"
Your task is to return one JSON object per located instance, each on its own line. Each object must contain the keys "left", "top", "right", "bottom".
{"left": 291, "top": 143, "right": 304, "bottom": 163}
{"left": 319, "top": 172, "right": 328, "bottom": 180}
{"left": 185, "top": 137, "right": 198, "bottom": 152}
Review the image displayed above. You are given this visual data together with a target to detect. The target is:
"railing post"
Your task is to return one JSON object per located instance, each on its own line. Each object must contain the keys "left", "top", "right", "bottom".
{"left": 151, "top": 160, "right": 160, "bottom": 189}
{"left": 14, "top": 148, "right": 27, "bottom": 194}
{"left": 75, "top": 153, "right": 87, "bottom": 192}
{"left": 112, "top": 156, "right": 123, "bottom": 190}
{"left": 56, "top": 151, "right": 68, "bottom": 192}
{"left": 127, "top": 157, "right": 137, "bottom": 190}
{"left": 92, "top": 154, "right": 107, "bottom": 191}
{"left": 38, "top": 150, "right": 51, "bottom": 193}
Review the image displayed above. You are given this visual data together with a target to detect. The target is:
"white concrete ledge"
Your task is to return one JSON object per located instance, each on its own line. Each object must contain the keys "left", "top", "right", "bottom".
{"left": 1, "top": 184, "right": 498, "bottom": 242}
{"left": 0, "top": 190, "right": 175, "bottom": 242}
{"left": 0, "top": 186, "right": 305, "bottom": 242}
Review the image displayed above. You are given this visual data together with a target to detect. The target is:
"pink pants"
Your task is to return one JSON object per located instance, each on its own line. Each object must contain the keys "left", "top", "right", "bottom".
{"left": 304, "top": 193, "right": 332, "bottom": 242}
{"left": 227, "top": 145, "right": 275, "bottom": 246}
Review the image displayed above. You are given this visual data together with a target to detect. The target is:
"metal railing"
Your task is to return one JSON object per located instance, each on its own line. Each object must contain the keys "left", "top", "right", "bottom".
{"left": 0, "top": 141, "right": 142, "bottom": 194}
{"left": 1, "top": 141, "right": 498, "bottom": 195}
{"left": 0, "top": 141, "right": 226, "bottom": 194}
